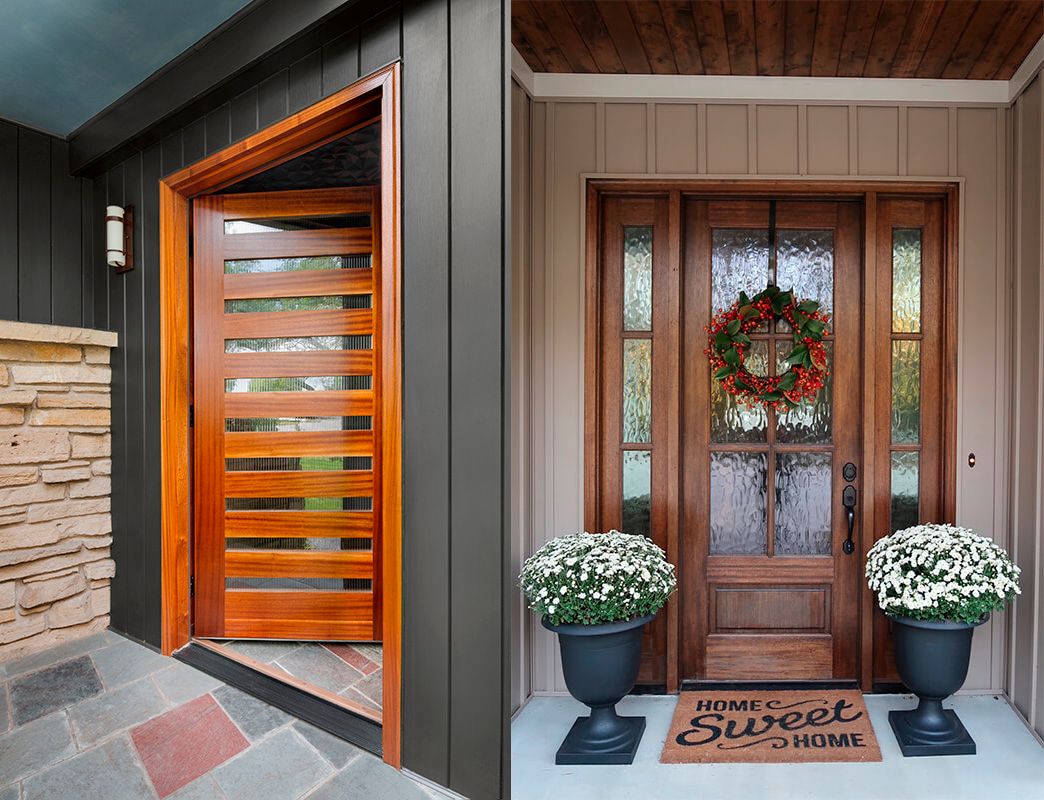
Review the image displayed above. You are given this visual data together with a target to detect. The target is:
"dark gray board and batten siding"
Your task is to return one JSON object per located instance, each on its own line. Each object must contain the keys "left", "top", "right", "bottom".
{"left": 68, "top": 1, "right": 508, "bottom": 798}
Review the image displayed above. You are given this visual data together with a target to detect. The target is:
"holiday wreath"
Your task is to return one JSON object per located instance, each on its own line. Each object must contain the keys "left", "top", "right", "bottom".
{"left": 706, "top": 285, "right": 830, "bottom": 412}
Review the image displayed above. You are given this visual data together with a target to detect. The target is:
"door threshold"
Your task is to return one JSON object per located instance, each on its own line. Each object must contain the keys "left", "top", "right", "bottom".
{"left": 174, "top": 638, "right": 382, "bottom": 755}
{"left": 679, "top": 680, "right": 861, "bottom": 692}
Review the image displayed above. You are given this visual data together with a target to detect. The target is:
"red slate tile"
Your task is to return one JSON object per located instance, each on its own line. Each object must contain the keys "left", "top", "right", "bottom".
{"left": 131, "top": 693, "right": 249, "bottom": 798}
{"left": 322, "top": 644, "right": 378, "bottom": 676}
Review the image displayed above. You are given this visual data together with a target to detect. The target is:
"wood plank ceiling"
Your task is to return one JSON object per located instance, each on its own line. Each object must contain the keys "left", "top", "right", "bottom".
{"left": 512, "top": 1, "right": 1044, "bottom": 80}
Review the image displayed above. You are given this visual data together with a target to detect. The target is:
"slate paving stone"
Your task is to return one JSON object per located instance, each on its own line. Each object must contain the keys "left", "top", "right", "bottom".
{"left": 223, "top": 640, "right": 303, "bottom": 664}
{"left": 68, "top": 676, "right": 168, "bottom": 749}
{"left": 0, "top": 712, "right": 77, "bottom": 786}
{"left": 22, "top": 736, "right": 154, "bottom": 800}
{"left": 342, "top": 668, "right": 382, "bottom": 710}
{"left": 212, "top": 729, "right": 332, "bottom": 800}
{"left": 167, "top": 775, "right": 228, "bottom": 800}
{"left": 2, "top": 633, "right": 109, "bottom": 681}
{"left": 212, "top": 685, "right": 293, "bottom": 742}
{"left": 0, "top": 784, "right": 18, "bottom": 800}
{"left": 91, "top": 639, "right": 170, "bottom": 690}
{"left": 293, "top": 721, "right": 363, "bottom": 769}
{"left": 322, "top": 644, "right": 379, "bottom": 676}
{"left": 342, "top": 686, "right": 380, "bottom": 712}
{"left": 9, "top": 656, "right": 103, "bottom": 726}
{"left": 131, "top": 693, "right": 248, "bottom": 798}
{"left": 0, "top": 685, "right": 10, "bottom": 735}
{"left": 152, "top": 662, "right": 221, "bottom": 707}
{"left": 305, "top": 755, "right": 428, "bottom": 800}
{"left": 273, "top": 646, "right": 362, "bottom": 694}
{"left": 350, "top": 643, "right": 382, "bottom": 666}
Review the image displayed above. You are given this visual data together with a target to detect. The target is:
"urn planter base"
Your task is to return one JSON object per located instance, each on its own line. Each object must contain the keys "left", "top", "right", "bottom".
{"left": 888, "top": 707, "right": 976, "bottom": 757}
{"left": 556, "top": 707, "right": 646, "bottom": 765}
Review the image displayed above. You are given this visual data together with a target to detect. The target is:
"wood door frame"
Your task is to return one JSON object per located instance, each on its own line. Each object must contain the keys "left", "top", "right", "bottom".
{"left": 159, "top": 63, "right": 402, "bottom": 766}
{"left": 583, "top": 179, "right": 959, "bottom": 693}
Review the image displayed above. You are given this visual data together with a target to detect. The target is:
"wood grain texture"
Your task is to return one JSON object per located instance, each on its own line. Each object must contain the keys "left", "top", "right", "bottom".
{"left": 713, "top": 587, "right": 827, "bottom": 631}
{"left": 222, "top": 228, "right": 373, "bottom": 260}
{"left": 221, "top": 187, "right": 375, "bottom": 219}
{"left": 224, "top": 349, "right": 373, "bottom": 378}
{"left": 783, "top": 1, "right": 818, "bottom": 77}
{"left": 706, "top": 634, "right": 833, "bottom": 680}
{"left": 223, "top": 390, "right": 373, "bottom": 417}
{"left": 224, "top": 510, "right": 373, "bottom": 537}
{"left": 225, "top": 550, "right": 373, "bottom": 579}
{"left": 224, "top": 430, "right": 374, "bottom": 458}
{"left": 224, "top": 268, "right": 372, "bottom": 300}
{"left": 224, "top": 590, "right": 373, "bottom": 640}
{"left": 224, "top": 470, "right": 374, "bottom": 497}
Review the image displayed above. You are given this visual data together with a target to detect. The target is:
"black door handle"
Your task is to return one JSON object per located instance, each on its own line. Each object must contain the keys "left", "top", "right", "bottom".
{"left": 842, "top": 485, "right": 857, "bottom": 554}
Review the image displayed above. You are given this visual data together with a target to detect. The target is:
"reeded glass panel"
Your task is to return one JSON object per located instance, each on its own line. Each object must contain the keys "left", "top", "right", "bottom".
{"left": 710, "top": 452, "right": 768, "bottom": 555}
{"left": 226, "top": 537, "right": 372, "bottom": 551}
{"left": 226, "top": 577, "right": 372, "bottom": 591}
{"left": 892, "top": 229, "right": 922, "bottom": 333}
{"left": 623, "top": 339, "right": 652, "bottom": 443}
{"left": 224, "top": 213, "right": 370, "bottom": 233}
{"left": 777, "top": 342, "right": 833, "bottom": 444}
{"left": 891, "top": 340, "right": 920, "bottom": 444}
{"left": 890, "top": 451, "right": 920, "bottom": 534}
{"left": 623, "top": 226, "right": 653, "bottom": 331}
{"left": 711, "top": 229, "right": 770, "bottom": 322}
{"left": 225, "top": 456, "right": 372, "bottom": 472}
{"left": 226, "top": 497, "right": 372, "bottom": 511}
{"left": 226, "top": 416, "right": 372, "bottom": 432}
{"left": 224, "top": 255, "right": 371, "bottom": 274}
{"left": 711, "top": 340, "right": 768, "bottom": 443}
{"left": 225, "top": 376, "right": 371, "bottom": 392}
{"left": 225, "top": 296, "right": 371, "bottom": 313}
{"left": 225, "top": 334, "right": 372, "bottom": 353}
{"left": 776, "top": 229, "right": 834, "bottom": 319}
{"left": 775, "top": 452, "right": 832, "bottom": 555}
{"left": 622, "top": 450, "right": 651, "bottom": 538}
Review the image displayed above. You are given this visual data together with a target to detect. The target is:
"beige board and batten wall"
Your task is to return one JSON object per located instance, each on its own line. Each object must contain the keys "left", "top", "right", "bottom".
{"left": 0, "top": 320, "right": 117, "bottom": 661}
{"left": 1009, "top": 72, "right": 1044, "bottom": 741}
{"left": 512, "top": 88, "right": 1011, "bottom": 702}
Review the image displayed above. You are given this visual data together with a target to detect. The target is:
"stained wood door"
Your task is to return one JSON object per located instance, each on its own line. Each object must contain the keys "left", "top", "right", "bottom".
{"left": 192, "top": 187, "right": 382, "bottom": 641}
{"left": 682, "top": 199, "right": 862, "bottom": 682}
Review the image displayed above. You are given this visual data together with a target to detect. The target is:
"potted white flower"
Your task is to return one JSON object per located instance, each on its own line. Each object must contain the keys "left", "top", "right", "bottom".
{"left": 519, "top": 531, "right": 676, "bottom": 765}
{"left": 865, "top": 523, "right": 1020, "bottom": 756}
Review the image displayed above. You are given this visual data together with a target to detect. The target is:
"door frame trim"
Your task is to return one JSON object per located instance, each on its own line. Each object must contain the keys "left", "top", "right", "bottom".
{"left": 159, "top": 63, "right": 402, "bottom": 766}
{"left": 583, "top": 179, "right": 959, "bottom": 693}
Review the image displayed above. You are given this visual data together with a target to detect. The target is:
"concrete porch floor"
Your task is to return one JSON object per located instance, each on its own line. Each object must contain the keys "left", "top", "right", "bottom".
{"left": 0, "top": 631, "right": 434, "bottom": 799}
{"left": 512, "top": 694, "right": 1044, "bottom": 800}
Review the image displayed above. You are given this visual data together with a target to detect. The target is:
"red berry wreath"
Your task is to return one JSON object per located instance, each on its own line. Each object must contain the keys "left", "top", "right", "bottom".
{"left": 706, "top": 285, "right": 830, "bottom": 412}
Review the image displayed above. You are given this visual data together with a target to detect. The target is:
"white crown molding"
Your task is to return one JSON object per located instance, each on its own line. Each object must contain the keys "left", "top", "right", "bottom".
{"left": 511, "top": 45, "right": 535, "bottom": 96}
{"left": 1009, "top": 35, "right": 1044, "bottom": 103}
{"left": 512, "top": 36, "right": 1044, "bottom": 107}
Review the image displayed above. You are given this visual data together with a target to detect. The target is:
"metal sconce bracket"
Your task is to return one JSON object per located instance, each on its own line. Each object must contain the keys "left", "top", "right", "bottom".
{"left": 113, "top": 205, "right": 134, "bottom": 274}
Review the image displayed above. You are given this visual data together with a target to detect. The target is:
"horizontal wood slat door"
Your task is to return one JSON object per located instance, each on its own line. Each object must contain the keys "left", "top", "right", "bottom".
{"left": 193, "top": 186, "right": 382, "bottom": 642}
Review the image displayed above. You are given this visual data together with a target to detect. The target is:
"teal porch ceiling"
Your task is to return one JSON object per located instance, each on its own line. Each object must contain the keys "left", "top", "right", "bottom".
{"left": 0, "top": 0, "right": 257, "bottom": 136}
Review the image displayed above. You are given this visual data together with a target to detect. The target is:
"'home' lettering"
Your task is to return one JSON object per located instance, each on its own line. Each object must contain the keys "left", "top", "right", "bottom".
{"left": 692, "top": 699, "right": 763, "bottom": 712}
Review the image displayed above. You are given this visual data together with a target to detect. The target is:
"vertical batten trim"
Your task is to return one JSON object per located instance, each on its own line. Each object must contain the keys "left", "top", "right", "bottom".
{"left": 948, "top": 107, "right": 959, "bottom": 176}
{"left": 1033, "top": 84, "right": 1044, "bottom": 732}
{"left": 646, "top": 102, "right": 656, "bottom": 174}
{"left": 542, "top": 101, "right": 558, "bottom": 692}
{"left": 898, "top": 105, "right": 908, "bottom": 176}
{"left": 596, "top": 101, "right": 605, "bottom": 174}
{"left": 797, "top": 103, "right": 808, "bottom": 176}
{"left": 697, "top": 103, "right": 707, "bottom": 174}
{"left": 747, "top": 104, "right": 757, "bottom": 175}
{"left": 848, "top": 106, "right": 858, "bottom": 175}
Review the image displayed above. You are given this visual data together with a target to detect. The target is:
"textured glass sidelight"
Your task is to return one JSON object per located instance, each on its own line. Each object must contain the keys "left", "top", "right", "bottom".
{"left": 623, "top": 339, "right": 652, "bottom": 442}
{"left": 892, "top": 229, "right": 922, "bottom": 333}
{"left": 710, "top": 452, "right": 768, "bottom": 555}
{"left": 623, "top": 226, "right": 653, "bottom": 331}
{"left": 711, "top": 229, "right": 770, "bottom": 321}
{"left": 710, "top": 340, "right": 769, "bottom": 443}
{"left": 777, "top": 342, "right": 833, "bottom": 444}
{"left": 891, "top": 340, "right": 920, "bottom": 444}
{"left": 622, "top": 450, "right": 652, "bottom": 538}
{"left": 776, "top": 229, "right": 834, "bottom": 319}
{"left": 775, "top": 452, "right": 832, "bottom": 555}
{"left": 224, "top": 255, "right": 371, "bottom": 274}
{"left": 890, "top": 451, "right": 920, "bottom": 533}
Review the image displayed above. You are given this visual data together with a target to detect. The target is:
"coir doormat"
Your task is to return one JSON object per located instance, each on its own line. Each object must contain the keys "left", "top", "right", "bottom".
{"left": 661, "top": 690, "right": 882, "bottom": 764}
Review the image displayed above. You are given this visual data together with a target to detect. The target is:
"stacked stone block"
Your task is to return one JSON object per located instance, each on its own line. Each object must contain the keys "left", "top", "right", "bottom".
{"left": 0, "top": 321, "right": 118, "bottom": 661}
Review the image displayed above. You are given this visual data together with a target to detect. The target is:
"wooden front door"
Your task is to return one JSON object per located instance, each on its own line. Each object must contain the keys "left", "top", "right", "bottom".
{"left": 192, "top": 187, "right": 382, "bottom": 641}
{"left": 681, "top": 199, "right": 862, "bottom": 682}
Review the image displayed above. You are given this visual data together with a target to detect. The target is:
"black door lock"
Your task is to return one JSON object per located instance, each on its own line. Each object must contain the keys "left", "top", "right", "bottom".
{"left": 842, "top": 485, "right": 857, "bottom": 555}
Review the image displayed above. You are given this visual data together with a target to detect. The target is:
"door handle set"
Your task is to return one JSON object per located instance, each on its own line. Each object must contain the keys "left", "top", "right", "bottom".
{"left": 841, "top": 462, "right": 857, "bottom": 555}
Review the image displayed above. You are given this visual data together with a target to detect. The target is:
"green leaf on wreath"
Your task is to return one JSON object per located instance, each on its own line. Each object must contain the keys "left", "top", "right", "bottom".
{"left": 805, "top": 318, "right": 825, "bottom": 335}
{"left": 777, "top": 371, "right": 798, "bottom": 391}
{"left": 792, "top": 310, "right": 808, "bottom": 329}
{"left": 740, "top": 304, "right": 759, "bottom": 318}
{"left": 715, "top": 332, "right": 732, "bottom": 351}
{"left": 777, "top": 291, "right": 793, "bottom": 306}
{"left": 783, "top": 397, "right": 799, "bottom": 409}
{"left": 733, "top": 377, "right": 751, "bottom": 391}
{"left": 798, "top": 300, "right": 819, "bottom": 313}
{"left": 802, "top": 351, "right": 813, "bottom": 368}
{"left": 762, "top": 390, "right": 783, "bottom": 401}
{"left": 726, "top": 319, "right": 741, "bottom": 335}
{"left": 723, "top": 347, "right": 740, "bottom": 367}
{"left": 786, "top": 344, "right": 808, "bottom": 365}
{"left": 739, "top": 291, "right": 751, "bottom": 306}
{"left": 714, "top": 365, "right": 734, "bottom": 380}
{"left": 732, "top": 332, "right": 751, "bottom": 347}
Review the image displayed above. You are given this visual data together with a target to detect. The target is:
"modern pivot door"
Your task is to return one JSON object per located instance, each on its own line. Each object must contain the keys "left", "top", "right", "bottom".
{"left": 192, "top": 187, "right": 382, "bottom": 641}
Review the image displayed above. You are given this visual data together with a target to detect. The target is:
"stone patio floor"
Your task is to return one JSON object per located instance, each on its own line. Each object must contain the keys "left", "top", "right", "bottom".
{"left": 0, "top": 630, "right": 435, "bottom": 799}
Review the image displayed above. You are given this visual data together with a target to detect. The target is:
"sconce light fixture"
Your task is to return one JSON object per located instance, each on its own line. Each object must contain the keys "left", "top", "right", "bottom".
{"left": 106, "top": 205, "right": 134, "bottom": 273}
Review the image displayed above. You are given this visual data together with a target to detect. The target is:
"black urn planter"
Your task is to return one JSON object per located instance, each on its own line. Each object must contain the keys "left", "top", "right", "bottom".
{"left": 888, "top": 614, "right": 988, "bottom": 757}
{"left": 542, "top": 613, "right": 654, "bottom": 765}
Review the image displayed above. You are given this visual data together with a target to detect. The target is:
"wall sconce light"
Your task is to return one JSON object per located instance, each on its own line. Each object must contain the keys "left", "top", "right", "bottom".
{"left": 106, "top": 205, "right": 134, "bottom": 273}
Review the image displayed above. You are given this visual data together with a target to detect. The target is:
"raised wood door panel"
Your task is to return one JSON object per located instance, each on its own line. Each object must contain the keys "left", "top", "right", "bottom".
{"left": 682, "top": 199, "right": 863, "bottom": 682}
{"left": 192, "top": 186, "right": 382, "bottom": 642}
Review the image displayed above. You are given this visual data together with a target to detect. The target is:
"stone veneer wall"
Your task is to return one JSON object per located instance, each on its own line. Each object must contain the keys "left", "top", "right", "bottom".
{"left": 0, "top": 320, "right": 118, "bottom": 661}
